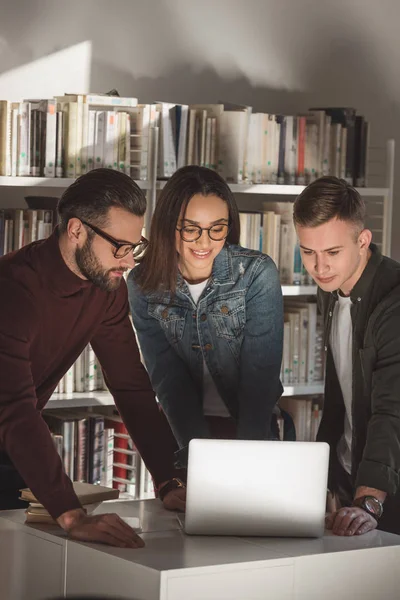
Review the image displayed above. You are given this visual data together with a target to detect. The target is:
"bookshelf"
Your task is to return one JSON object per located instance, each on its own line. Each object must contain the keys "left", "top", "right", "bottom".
{"left": 0, "top": 136, "right": 394, "bottom": 256}
{"left": 48, "top": 391, "right": 115, "bottom": 409}
{"left": 0, "top": 138, "right": 394, "bottom": 410}
{"left": 47, "top": 382, "right": 326, "bottom": 409}
{"left": 282, "top": 285, "right": 317, "bottom": 296}
{"left": 158, "top": 179, "right": 391, "bottom": 196}
{"left": 0, "top": 106, "right": 394, "bottom": 496}
{"left": 0, "top": 176, "right": 154, "bottom": 190}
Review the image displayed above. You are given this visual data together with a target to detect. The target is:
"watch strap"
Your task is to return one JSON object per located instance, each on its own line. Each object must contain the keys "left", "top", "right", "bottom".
{"left": 158, "top": 478, "right": 185, "bottom": 502}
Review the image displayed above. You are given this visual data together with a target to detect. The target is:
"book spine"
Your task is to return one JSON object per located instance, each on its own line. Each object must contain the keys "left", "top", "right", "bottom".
{"left": 55, "top": 111, "right": 64, "bottom": 177}
{"left": 94, "top": 111, "right": 105, "bottom": 168}
{"left": 80, "top": 102, "right": 89, "bottom": 175}
{"left": 86, "top": 110, "right": 96, "bottom": 172}
{"left": 296, "top": 116, "right": 306, "bottom": 184}
{"left": 43, "top": 101, "right": 57, "bottom": 177}
{"left": 276, "top": 115, "right": 286, "bottom": 185}
{"left": 18, "top": 102, "right": 31, "bottom": 176}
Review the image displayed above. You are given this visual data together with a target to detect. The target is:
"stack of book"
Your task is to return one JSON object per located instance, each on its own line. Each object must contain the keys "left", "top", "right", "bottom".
{"left": 20, "top": 481, "right": 119, "bottom": 523}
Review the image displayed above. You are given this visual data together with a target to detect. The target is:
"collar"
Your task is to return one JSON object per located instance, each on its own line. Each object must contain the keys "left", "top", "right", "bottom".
{"left": 37, "top": 227, "right": 94, "bottom": 297}
{"left": 211, "top": 244, "right": 234, "bottom": 284}
{"left": 331, "top": 243, "right": 383, "bottom": 303}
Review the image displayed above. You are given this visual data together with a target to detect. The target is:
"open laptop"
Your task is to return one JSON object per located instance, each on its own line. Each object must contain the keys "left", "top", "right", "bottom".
{"left": 182, "top": 438, "right": 329, "bottom": 538}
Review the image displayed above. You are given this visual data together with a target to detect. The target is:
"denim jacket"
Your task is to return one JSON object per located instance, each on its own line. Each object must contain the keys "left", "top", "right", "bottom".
{"left": 128, "top": 244, "right": 284, "bottom": 463}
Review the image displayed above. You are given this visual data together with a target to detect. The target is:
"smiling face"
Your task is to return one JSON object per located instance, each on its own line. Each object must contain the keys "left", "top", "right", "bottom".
{"left": 295, "top": 217, "right": 372, "bottom": 295}
{"left": 175, "top": 193, "right": 229, "bottom": 284}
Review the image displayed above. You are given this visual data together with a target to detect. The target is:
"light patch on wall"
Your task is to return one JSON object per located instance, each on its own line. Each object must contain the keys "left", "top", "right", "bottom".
{"left": 0, "top": 41, "right": 92, "bottom": 100}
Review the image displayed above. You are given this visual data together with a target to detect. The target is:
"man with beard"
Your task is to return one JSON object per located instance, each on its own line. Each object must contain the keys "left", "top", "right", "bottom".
{"left": 0, "top": 169, "right": 185, "bottom": 548}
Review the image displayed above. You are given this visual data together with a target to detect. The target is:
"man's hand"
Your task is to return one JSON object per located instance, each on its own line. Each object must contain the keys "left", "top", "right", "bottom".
{"left": 57, "top": 508, "right": 144, "bottom": 548}
{"left": 326, "top": 506, "right": 377, "bottom": 536}
{"left": 162, "top": 487, "right": 186, "bottom": 512}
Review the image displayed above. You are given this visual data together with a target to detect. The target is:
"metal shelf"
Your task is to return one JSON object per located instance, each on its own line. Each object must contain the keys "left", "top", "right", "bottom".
{"left": 228, "top": 184, "right": 390, "bottom": 197}
{"left": 282, "top": 383, "right": 324, "bottom": 396}
{"left": 0, "top": 179, "right": 389, "bottom": 198}
{"left": 47, "top": 391, "right": 114, "bottom": 409}
{"left": 282, "top": 285, "right": 317, "bottom": 296}
{"left": 47, "top": 382, "right": 324, "bottom": 409}
{"left": 0, "top": 176, "right": 152, "bottom": 189}
{"left": 156, "top": 179, "right": 389, "bottom": 197}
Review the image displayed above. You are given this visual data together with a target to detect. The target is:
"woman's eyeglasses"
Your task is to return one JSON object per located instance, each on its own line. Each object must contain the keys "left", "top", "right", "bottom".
{"left": 80, "top": 220, "right": 148, "bottom": 259}
{"left": 176, "top": 224, "right": 230, "bottom": 243}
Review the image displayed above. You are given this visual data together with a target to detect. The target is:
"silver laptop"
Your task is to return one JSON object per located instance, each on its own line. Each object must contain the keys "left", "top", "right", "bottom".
{"left": 183, "top": 438, "right": 329, "bottom": 538}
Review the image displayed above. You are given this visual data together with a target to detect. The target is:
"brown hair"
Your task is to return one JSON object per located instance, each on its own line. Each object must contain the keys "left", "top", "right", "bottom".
{"left": 293, "top": 176, "right": 366, "bottom": 230}
{"left": 136, "top": 165, "right": 240, "bottom": 293}
{"left": 58, "top": 168, "right": 146, "bottom": 233}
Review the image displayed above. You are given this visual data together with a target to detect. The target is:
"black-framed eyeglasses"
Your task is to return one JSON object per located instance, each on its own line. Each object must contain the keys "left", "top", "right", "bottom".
{"left": 176, "top": 223, "right": 230, "bottom": 243}
{"left": 81, "top": 220, "right": 148, "bottom": 259}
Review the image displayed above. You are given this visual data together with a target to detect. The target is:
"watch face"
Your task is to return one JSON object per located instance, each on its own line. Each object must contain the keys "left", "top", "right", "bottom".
{"left": 364, "top": 496, "right": 383, "bottom": 518}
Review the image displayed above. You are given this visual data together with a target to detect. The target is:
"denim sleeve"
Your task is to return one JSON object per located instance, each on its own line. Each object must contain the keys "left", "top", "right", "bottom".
{"left": 127, "top": 271, "right": 210, "bottom": 461}
{"left": 237, "top": 256, "right": 284, "bottom": 439}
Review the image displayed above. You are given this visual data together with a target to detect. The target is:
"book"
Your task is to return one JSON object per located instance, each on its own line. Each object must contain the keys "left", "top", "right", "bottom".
{"left": 21, "top": 481, "right": 119, "bottom": 505}
{"left": 21, "top": 481, "right": 120, "bottom": 523}
{"left": 20, "top": 481, "right": 119, "bottom": 516}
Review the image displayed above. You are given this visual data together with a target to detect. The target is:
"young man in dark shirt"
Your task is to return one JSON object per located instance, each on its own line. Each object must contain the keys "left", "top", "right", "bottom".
{"left": 294, "top": 176, "right": 400, "bottom": 536}
{"left": 0, "top": 169, "right": 185, "bottom": 548}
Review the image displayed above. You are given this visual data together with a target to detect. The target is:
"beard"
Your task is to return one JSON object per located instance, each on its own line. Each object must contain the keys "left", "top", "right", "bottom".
{"left": 75, "top": 237, "right": 126, "bottom": 292}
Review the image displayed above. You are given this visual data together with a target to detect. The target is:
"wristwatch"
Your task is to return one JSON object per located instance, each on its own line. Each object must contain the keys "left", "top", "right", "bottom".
{"left": 158, "top": 478, "right": 185, "bottom": 502}
{"left": 352, "top": 495, "right": 383, "bottom": 521}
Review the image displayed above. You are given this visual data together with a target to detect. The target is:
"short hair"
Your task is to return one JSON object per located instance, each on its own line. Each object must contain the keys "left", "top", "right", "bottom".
{"left": 136, "top": 165, "right": 240, "bottom": 293}
{"left": 293, "top": 176, "right": 366, "bottom": 230}
{"left": 57, "top": 168, "right": 147, "bottom": 233}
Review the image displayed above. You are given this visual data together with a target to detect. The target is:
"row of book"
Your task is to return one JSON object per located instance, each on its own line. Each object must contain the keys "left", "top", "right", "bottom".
{"left": 0, "top": 95, "right": 369, "bottom": 186}
{"left": 44, "top": 409, "right": 154, "bottom": 498}
{"left": 282, "top": 301, "right": 325, "bottom": 385}
{"left": 239, "top": 201, "right": 314, "bottom": 285}
{"left": 0, "top": 95, "right": 149, "bottom": 180}
{"left": 0, "top": 208, "right": 54, "bottom": 255}
{"left": 45, "top": 401, "right": 321, "bottom": 497}
{"left": 44, "top": 410, "right": 112, "bottom": 486}
{"left": 0, "top": 205, "right": 313, "bottom": 288}
{"left": 279, "top": 398, "right": 323, "bottom": 442}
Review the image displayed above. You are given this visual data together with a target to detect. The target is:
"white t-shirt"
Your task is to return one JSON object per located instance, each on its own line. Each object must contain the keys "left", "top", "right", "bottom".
{"left": 330, "top": 293, "right": 353, "bottom": 474}
{"left": 186, "top": 280, "right": 230, "bottom": 418}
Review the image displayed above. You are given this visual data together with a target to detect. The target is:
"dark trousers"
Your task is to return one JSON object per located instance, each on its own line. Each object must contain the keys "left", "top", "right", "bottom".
{"left": 0, "top": 452, "right": 29, "bottom": 511}
{"left": 205, "top": 413, "right": 283, "bottom": 440}
{"left": 332, "top": 455, "right": 400, "bottom": 535}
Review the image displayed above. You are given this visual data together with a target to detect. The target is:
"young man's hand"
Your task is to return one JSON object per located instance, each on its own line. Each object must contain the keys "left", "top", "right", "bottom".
{"left": 57, "top": 508, "right": 144, "bottom": 548}
{"left": 162, "top": 487, "right": 186, "bottom": 512}
{"left": 326, "top": 506, "right": 377, "bottom": 536}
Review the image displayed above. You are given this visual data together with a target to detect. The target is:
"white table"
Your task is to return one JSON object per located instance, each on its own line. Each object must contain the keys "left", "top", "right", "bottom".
{"left": 1, "top": 499, "right": 400, "bottom": 600}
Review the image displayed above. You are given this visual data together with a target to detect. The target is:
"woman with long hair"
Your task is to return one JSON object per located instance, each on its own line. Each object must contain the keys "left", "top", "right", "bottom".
{"left": 128, "top": 165, "right": 284, "bottom": 467}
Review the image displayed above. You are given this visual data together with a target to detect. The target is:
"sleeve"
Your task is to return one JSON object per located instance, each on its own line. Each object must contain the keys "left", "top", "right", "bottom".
{"left": 0, "top": 279, "right": 81, "bottom": 520}
{"left": 355, "top": 303, "right": 400, "bottom": 495}
{"left": 237, "top": 257, "right": 284, "bottom": 439}
{"left": 127, "top": 272, "right": 210, "bottom": 458}
{"left": 90, "top": 280, "right": 184, "bottom": 484}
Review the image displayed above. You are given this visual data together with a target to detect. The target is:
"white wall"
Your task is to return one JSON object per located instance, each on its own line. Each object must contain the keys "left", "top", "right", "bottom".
{"left": 0, "top": 0, "right": 398, "bottom": 255}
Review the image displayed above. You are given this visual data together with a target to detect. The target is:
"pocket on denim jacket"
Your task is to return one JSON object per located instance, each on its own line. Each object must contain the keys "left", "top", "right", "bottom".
{"left": 209, "top": 297, "right": 246, "bottom": 340}
{"left": 148, "top": 303, "right": 187, "bottom": 344}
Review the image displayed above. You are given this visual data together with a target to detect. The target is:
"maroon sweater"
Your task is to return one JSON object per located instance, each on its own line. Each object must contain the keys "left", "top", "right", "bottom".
{"left": 0, "top": 230, "right": 179, "bottom": 519}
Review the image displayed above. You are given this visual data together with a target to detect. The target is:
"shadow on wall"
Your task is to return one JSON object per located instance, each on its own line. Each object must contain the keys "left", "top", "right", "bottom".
{"left": 91, "top": 45, "right": 399, "bottom": 259}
